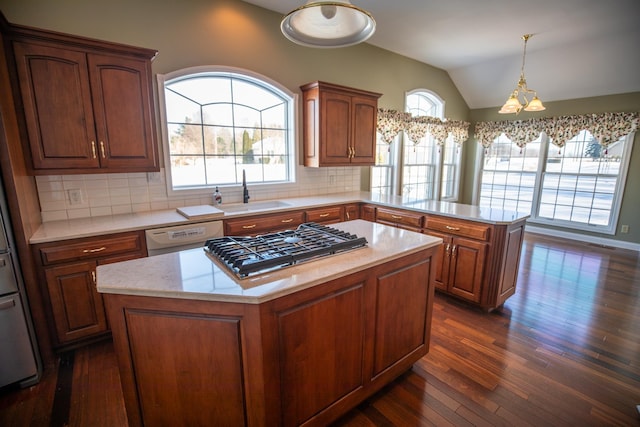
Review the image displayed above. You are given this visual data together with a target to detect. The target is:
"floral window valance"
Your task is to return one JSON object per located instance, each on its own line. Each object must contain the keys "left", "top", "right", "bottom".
{"left": 475, "top": 112, "right": 639, "bottom": 150}
{"left": 377, "top": 108, "right": 470, "bottom": 146}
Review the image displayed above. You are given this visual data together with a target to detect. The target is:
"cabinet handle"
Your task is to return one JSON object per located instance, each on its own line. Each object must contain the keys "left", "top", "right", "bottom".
{"left": 82, "top": 247, "right": 107, "bottom": 253}
{"left": 391, "top": 215, "right": 402, "bottom": 220}
{"left": 100, "top": 141, "right": 106, "bottom": 158}
{"left": 0, "top": 298, "right": 16, "bottom": 310}
{"left": 451, "top": 245, "right": 457, "bottom": 257}
{"left": 242, "top": 224, "right": 257, "bottom": 229}
{"left": 445, "top": 243, "right": 451, "bottom": 256}
{"left": 351, "top": 146, "right": 355, "bottom": 158}
{"left": 91, "top": 141, "right": 97, "bottom": 159}
{"left": 319, "top": 213, "right": 330, "bottom": 218}
{"left": 445, "top": 225, "right": 461, "bottom": 231}
{"left": 281, "top": 218, "right": 294, "bottom": 223}
{"left": 346, "top": 212, "right": 351, "bottom": 220}
{"left": 91, "top": 271, "right": 96, "bottom": 284}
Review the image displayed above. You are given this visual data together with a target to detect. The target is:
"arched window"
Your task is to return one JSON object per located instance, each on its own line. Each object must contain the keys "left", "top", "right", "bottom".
{"left": 157, "top": 66, "right": 295, "bottom": 192}
{"left": 371, "top": 89, "right": 462, "bottom": 201}
{"left": 404, "top": 90, "right": 460, "bottom": 201}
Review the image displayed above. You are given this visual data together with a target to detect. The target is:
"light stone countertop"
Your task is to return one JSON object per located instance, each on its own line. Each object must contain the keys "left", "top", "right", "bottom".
{"left": 30, "top": 191, "right": 529, "bottom": 244}
{"left": 96, "top": 220, "right": 442, "bottom": 304}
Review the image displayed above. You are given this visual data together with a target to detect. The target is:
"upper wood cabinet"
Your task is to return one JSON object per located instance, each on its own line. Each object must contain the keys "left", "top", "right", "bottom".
{"left": 301, "top": 81, "right": 381, "bottom": 167}
{"left": 8, "top": 23, "right": 159, "bottom": 174}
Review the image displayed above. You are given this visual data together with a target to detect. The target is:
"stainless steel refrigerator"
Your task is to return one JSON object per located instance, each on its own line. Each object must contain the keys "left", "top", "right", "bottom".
{"left": 0, "top": 174, "right": 40, "bottom": 388}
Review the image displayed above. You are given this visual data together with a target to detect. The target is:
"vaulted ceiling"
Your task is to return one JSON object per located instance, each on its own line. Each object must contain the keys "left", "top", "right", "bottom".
{"left": 243, "top": 0, "right": 640, "bottom": 109}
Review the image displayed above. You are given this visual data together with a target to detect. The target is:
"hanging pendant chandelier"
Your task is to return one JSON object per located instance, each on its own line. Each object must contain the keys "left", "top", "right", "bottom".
{"left": 281, "top": 1, "right": 376, "bottom": 48}
{"left": 499, "top": 34, "right": 546, "bottom": 114}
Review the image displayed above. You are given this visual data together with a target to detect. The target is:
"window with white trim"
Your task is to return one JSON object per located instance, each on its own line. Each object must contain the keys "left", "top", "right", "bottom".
{"left": 158, "top": 67, "right": 295, "bottom": 192}
{"left": 479, "top": 130, "right": 633, "bottom": 234}
{"left": 371, "top": 90, "right": 462, "bottom": 201}
{"left": 371, "top": 134, "right": 394, "bottom": 196}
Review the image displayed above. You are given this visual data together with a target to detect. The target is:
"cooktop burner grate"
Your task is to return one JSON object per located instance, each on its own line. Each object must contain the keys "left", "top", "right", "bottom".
{"left": 203, "top": 222, "right": 368, "bottom": 278}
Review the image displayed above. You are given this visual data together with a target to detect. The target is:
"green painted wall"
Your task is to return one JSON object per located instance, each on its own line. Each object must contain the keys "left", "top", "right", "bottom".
{"left": 1, "top": 0, "right": 638, "bottom": 244}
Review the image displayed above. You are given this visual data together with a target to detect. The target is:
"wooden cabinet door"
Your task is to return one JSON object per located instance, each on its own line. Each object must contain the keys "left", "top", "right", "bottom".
{"left": 88, "top": 53, "right": 158, "bottom": 170}
{"left": 350, "top": 95, "right": 377, "bottom": 165}
{"left": 44, "top": 261, "right": 107, "bottom": 344}
{"left": 13, "top": 41, "right": 100, "bottom": 170}
{"left": 320, "top": 90, "right": 352, "bottom": 165}
{"left": 277, "top": 282, "right": 366, "bottom": 426}
{"left": 372, "top": 257, "right": 432, "bottom": 376}
{"left": 424, "top": 230, "right": 450, "bottom": 291}
{"left": 344, "top": 203, "right": 360, "bottom": 221}
{"left": 360, "top": 204, "right": 376, "bottom": 222}
{"left": 124, "top": 309, "right": 246, "bottom": 427}
{"left": 447, "top": 237, "right": 487, "bottom": 303}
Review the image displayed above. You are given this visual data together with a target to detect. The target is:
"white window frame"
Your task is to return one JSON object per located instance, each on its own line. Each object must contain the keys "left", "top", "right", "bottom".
{"left": 371, "top": 133, "right": 398, "bottom": 196}
{"left": 157, "top": 65, "right": 298, "bottom": 197}
{"left": 402, "top": 89, "right": 462, "bottom": 202}
{"left": 475, "top": 131, "right": 634, "bottom": 235}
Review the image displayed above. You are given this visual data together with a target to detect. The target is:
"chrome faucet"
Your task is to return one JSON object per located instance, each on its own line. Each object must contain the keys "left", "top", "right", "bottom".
{"left": 242, "top": 170, "right": 250, "bottom": 203}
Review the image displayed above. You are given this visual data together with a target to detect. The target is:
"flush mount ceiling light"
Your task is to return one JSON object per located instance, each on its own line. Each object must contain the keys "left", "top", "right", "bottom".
{"left": 499, "top": 34, "right": 546, "bottom": 115}
{"left": 281, "top": 1, "right": 376, "bottom": 48}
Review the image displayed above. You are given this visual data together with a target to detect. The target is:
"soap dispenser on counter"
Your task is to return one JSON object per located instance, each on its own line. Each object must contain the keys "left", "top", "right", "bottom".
{"left": 213, "top": 187, "right": 222, "bottom": 205}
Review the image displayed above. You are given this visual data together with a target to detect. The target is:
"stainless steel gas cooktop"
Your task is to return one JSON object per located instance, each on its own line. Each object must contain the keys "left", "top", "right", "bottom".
{"left": 203, "top": 222, "right": 368, "bottom": 278}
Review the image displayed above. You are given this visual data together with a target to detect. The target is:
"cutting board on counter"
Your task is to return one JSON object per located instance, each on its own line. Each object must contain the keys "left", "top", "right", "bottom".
{"left": 176, "top": 205, "right": 224, "bottom": 220}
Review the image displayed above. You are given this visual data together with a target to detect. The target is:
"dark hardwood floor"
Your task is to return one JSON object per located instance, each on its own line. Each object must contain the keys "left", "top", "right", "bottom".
{"left": 2, "top": 232, "right": 639, "bottom": 426}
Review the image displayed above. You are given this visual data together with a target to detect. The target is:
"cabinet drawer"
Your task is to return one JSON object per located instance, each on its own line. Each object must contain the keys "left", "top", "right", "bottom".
{"left": 225, "top": 211, "right": 305, "bottom": 236}
{"left": 376, "top": 208, "right": 424, "bottom": 229}
{"left": 39, "top": 232, "right": 144, "bottom": 265}
{"left": 425, "top": 216, "right": 491, "bottom": 241}
{"left": 306, "top": 206, "right": 343, "bottom": 223}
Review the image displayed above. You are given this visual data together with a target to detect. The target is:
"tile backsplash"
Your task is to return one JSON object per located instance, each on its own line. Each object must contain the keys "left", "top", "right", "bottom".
{"left": 36, "top": 167, "right": 362, "bottom": 222}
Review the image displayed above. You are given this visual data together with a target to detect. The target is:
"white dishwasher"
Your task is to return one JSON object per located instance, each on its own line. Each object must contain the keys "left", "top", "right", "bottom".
{"left": 145, "top": 221, "right": 223, "bottom": 256}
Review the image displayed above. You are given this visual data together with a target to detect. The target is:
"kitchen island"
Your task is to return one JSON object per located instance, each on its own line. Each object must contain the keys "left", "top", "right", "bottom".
{"left": 97, "top": 220, "right": 442, "bottom": 427}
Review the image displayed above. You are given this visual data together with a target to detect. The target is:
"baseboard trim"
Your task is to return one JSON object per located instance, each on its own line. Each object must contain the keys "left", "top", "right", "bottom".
{"left": 525, "top": 225, "right": 640, "bottom": 252}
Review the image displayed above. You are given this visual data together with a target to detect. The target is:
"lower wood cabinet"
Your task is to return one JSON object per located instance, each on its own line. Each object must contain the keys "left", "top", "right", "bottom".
{"left": 104, "top": 248, "right": 436, "bottom": 427}
{"left": 33, "top": 231, "right": 146, "bottom": 350}
{"left": 224, "top": 210, "right": 305, "bottom": 235}
{"left": 305, "top": 205, "right": 344, "bottom": 224}
{"left": 43, "top": 261, "right": 107, "bottom": 344}
{"left": 428, "top": 230, "right": 487, "bottom": 303}
{"left": 375, "top": 206, "right": 424, "bottom": 232}
{"left": 424, "top": 214, "right": 526, "bottom": 311}
{"left": 344, "top": 203, "right": 360, "bottom": 221}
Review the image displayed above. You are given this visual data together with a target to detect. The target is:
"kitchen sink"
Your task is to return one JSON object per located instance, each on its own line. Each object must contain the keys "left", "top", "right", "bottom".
{"left": 219, "top": 200, "right": 292, "bottom": 213}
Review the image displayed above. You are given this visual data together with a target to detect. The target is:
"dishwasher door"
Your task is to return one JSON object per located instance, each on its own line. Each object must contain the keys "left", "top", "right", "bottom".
{"left": 145, "top": 221, "right": 223, "bottom": 256}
